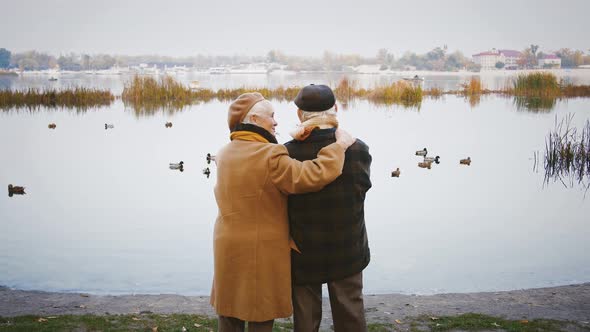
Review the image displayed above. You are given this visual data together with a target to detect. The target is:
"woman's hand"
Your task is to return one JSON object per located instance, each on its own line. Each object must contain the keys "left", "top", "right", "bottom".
{"left": 335, "top": 128, "right": 356, "bottom": 149}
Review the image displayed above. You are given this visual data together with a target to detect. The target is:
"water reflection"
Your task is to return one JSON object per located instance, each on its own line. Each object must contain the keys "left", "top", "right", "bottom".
{"left": 467, "top": 94, "right": 482, "bottom": 107}
{"left": 514, "top": 96, "right": 557, "bottom": 112}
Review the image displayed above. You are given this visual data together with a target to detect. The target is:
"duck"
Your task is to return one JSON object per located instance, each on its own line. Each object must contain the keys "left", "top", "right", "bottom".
{"left": 206, "top": 153, "right": 216, "bottom": 164}
{"left": 203, "top": 167, "right": 211, "bottom": 178}
{"left": 424, "top": 156, "right": 440, "bottom": 164}
{"left": 48, "top": 123, "right": 56, "bottom": 129}
{"left": 105, "top": 123, "right": 114, "bottom": 129}
{"left": 418, "top": 161, "right": 432, "bottom": 169}
{"left": 8, "top": 184, "right": 26, "bottom": 197}
{"left": 415, "top": 148, "right": 428, "bottom": 156}
{"left": 391, "top": 168, "right": 401, "bottom": 177}
{"left": 460, "top": 157, "right": 471, "bottom": 166}
{"left": 165, "top": 122, "right": 173, "bottom": 128}
{"left": 169, "top": 161, "right": 184, "bottom": 170}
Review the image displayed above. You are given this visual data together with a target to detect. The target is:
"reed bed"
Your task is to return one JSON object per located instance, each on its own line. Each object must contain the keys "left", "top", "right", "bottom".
{"left": 424, "top": 87, "right": 444, "bottom": 97}
{"left": 459, "top": 77, "right": 485, "bottom": 96}
{"left": 513, "top": 96, "right": 557, "bottom": 112}
{"left": 9, "top": 73, "right": 586, "bottom": 112}
{"left": 0, "top": 87, "right": 114, "bottom": 110}
{"left": 561, "top": 84, "right": 590, "bottom": 98}
{"left": 122, "top": 75, "right": 198, "bottom": 110}
{"left": 512, "top": 72, "right": 561, "bottom": 98}
{"left": 544, "top": 115, "right": 590, "bottom": 189}
{"left": 366, "top": 81, "right": 423, "bottom": 107}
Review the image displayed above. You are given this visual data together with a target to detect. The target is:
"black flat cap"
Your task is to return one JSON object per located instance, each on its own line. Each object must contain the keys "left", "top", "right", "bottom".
{"left": 294, "top": 84, "right": 336, "bottom": 112}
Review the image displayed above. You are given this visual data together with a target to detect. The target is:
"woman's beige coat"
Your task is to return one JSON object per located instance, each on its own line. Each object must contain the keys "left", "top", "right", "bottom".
{"left": 211, "top": 137, "right": 345, "bottom": 322}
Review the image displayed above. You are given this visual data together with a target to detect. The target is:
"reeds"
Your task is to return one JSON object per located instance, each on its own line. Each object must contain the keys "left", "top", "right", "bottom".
{"left": 122, "top": 75, "right": 302, "bottom": 112}
{"left": 512, "top": 72, "right": 561, "bottom": 98}
{"left": 424, "top": 87, "right": 444, "bottom": 98}
{"left": 0, "top": 87, "right": 114, "bottom": 110}
{"left": 122, "top": 75, "right": 198, "bottom": 111}
{"left": 367, "top": 81, "right": 423, "bottom": 107}
{"left": 460, "top": 77, "right": 484, "bottom": 96}
{"left": 543, "top": 114, "right": 590, "bottom": 190}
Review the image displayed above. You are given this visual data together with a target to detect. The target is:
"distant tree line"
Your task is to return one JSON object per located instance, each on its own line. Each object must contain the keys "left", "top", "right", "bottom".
{"left": 1, "top": 46, "right": 589, "bottom": 71}
{"left": 517, "top": 44, "right": 590, "bottom": 69}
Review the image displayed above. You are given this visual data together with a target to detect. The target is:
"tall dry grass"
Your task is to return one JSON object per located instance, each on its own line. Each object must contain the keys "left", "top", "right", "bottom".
{"left": 0, "top": 87, "right": 114, "bottom": 110}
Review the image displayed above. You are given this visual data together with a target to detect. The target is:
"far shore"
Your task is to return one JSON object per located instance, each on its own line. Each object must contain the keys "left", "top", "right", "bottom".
{"left": 2, "top": 283, "right": 589, "bottom": 330}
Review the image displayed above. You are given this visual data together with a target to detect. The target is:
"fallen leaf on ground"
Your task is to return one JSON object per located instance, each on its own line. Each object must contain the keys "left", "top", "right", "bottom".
{"left": 383, "top": 311, "right": 391, "bottom": 315}
{"left": 181, "top": 326, "right": 187, "bottom": 332}
{"left": 492, "top": 322, "right": 501, "bottom": 327}
{"left": 395, "top": 319, "right": 402, "bottom": 324}
{"left": 46, "top": 316, "right": 57, "bottom": 319}
{"left": 194, "top": 323, "right": 202, "bottom": 327}
{"left": 37, "top": 318, "right": 48, "bottom": 322}
{"left": 430, "top": 316, "right": 439, "bottom": 320}
{"left": 152, "top": 327, "right": 158, "bottom": 332}
{"left": 132, "top": 317, "right": 140, "bottom": 321}
{"left": 79, "top": 305, "right": 86, "bottom": 309}
{"left": 520, "top": 320, "right": 529, "bottom": 324}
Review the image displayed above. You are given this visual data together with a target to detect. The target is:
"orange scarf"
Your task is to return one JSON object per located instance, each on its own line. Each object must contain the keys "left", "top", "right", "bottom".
{"left": 229, "top": 131, "right": 269, "bottom": 143}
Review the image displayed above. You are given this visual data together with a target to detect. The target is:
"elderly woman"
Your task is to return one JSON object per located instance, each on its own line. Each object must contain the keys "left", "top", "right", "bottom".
{"left": 211, "top": 92, "right": 354, "bottom": 331}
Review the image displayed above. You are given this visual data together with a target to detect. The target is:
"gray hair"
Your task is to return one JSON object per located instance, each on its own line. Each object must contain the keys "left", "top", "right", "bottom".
{"left": 299, "top": 106, "right": 337, "bottom": 122}
{"left": 242, "top": 100, "right": 274, "bottom": 124}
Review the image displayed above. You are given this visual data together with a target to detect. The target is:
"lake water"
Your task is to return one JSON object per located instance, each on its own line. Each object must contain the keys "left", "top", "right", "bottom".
{"left": 1, "top": 71, "right": 589, "bottom": 295}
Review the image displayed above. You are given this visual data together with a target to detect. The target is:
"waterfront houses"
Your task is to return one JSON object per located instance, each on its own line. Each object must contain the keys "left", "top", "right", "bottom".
{"left": 538, "top": 54, "right": 561, "bottom": 68}
{"left": 472, "top": 48, "right": 522, "bottom": 70}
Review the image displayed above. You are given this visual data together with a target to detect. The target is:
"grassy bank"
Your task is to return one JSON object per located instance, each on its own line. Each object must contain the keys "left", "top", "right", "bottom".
{"left": 368, "top": 313, "right": 589, "bottom": 332}
{"left": 0, "top": 88, "right": 114, "bottom": 110}
{"left": 1, "top": 313, "right": 586, "bottom": 332}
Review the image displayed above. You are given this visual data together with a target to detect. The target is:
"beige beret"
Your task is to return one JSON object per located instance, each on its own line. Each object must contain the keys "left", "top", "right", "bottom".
{"left": 228, "top": 92, "right": 265, "bottom": 131}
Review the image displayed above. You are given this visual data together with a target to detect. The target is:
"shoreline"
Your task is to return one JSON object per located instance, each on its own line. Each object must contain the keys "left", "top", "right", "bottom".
{"left": 2, "top": 283, "right": 589, "bottom": 328}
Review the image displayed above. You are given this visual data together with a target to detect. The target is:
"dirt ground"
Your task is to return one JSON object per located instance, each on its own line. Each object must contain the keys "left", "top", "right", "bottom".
{"left": 1, "top": 283, "right": 589, "bottom": 330}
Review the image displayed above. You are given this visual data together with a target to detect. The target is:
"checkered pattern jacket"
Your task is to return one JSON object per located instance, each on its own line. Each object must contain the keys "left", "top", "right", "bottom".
{"left": 285, "top": 128, "right": 371, "bottom": 285}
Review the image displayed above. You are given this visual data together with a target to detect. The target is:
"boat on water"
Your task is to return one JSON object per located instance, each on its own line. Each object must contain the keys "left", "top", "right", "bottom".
{"left": 403, "top": 75, "right": 425, "bottom": 82}
{"left": 229, "top": 64, "right": 268, "bottom": 74}
{"left": 209, "top": 67, "right": 230, "bottom": 75}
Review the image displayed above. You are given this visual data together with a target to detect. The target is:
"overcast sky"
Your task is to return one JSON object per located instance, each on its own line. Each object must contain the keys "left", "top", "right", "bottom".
{"left": 1, "top": 0, "right": 588, "bottom": 58}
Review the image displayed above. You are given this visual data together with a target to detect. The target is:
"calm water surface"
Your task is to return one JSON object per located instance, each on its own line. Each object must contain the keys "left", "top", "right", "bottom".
{"left": 1, "top": 73, "right": 589, "bottom": 295}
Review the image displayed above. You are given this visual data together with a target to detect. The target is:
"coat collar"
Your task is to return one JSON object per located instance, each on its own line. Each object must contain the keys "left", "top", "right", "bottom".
{"left": 230, "top": 123, "right": 278, "bottom": 144}
{"left": 299, "top": 127, "right": 336, "bottom": 143}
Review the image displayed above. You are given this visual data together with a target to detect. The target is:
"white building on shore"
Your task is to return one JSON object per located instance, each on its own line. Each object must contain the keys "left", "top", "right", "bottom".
{"left": 472, "top": 49, "right": 522, "bottom": 70}
{"left": 538, "top": 54, "right": 561, "bottom": 68}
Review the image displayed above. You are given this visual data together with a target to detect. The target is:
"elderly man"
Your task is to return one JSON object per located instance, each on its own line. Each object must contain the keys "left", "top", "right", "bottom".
{"left": 285, "top": 84, "right": 372, "bottom": 332}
